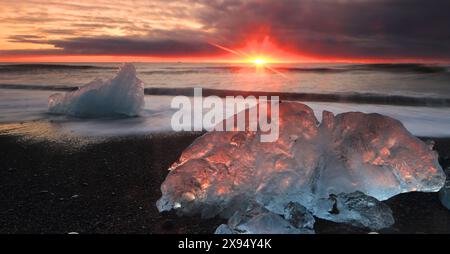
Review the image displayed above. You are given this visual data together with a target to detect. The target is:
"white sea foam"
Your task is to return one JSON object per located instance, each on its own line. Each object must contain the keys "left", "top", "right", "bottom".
{"left": 1, "top": 89, "right": 450, "bottom": 138}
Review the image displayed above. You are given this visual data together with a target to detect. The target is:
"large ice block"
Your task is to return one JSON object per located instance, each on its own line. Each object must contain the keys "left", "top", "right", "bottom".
{"left": 157, "top": 102, "right": 445, "bottom": 231}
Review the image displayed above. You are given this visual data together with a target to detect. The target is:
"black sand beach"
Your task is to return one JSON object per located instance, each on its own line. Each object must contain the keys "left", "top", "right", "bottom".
{"left": 0, "top": 131, "right": 449, "bottom": 234}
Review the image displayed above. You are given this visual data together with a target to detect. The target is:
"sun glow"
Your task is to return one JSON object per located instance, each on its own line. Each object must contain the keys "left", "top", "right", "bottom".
{"left": 208, "top": 41, "right": 289, "bottom": 77}
{"left": 251, "top": 58, "right": 267, "bottom": 66}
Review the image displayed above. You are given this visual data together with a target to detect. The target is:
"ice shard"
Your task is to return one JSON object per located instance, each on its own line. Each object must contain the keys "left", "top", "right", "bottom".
{"left": 157, "top": 102, "right": 445, "bottom": 230}
{"left": 214, "top": 203, "right": 315, "bottom": 234}
{"left": 48, "top": 63, "right": 144, "bottom": 117}
{"left": 312, "top": 191, "right": 394, "bottom": 230}
{"left": 439, "top": 169, "right": 450, "bottom": 210}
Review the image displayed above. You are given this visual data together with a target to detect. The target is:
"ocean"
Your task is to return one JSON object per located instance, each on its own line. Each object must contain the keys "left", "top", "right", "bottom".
{"left": 0, "top": 62, "right": 450, "bottom": 138}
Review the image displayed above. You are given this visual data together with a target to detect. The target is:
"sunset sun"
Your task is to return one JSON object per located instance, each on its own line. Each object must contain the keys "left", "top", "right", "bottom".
{"left": 251, "top": 58, "right": 267, "bottom": 66}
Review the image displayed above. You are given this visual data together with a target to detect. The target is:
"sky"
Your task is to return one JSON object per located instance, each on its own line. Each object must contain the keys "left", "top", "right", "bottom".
{"left": 1, "top": 0, "right": 450, "bottom": 62}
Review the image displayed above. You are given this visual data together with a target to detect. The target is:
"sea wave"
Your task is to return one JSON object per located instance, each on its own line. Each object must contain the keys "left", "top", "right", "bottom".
{"left": 350, "top": 63, "right": 448, "bottom": 74}
{"left": 0, "top": 63, "right": 447, "bottom": 75}
{"left": 143, "top": 87, "right": 450, "bottom": 107}
{"left": 279, "top": 64, "right": 448, "bottom": 74}
{"left": 144, "top": 63, "right": 448, "bottom": 75}
{"left": 141, "top": 70, "right": 207, "bottom": 75}
{"left": 1, "top": 83, "right": 449, "bottom": 107}
{"left": 0, "top": 64, "right": 114, "bottom": 72}
{"left": 0, "top": 83, "right": 76, "bottom": 91}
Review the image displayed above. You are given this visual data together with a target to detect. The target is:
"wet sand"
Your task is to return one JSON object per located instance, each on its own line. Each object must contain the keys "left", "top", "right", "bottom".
{"left": 0, "top": 132, "right": 449, "bottom": 234}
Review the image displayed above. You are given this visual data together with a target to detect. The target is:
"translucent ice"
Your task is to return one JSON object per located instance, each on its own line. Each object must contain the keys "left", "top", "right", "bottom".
{"left": 283, "top": 202, "right": 315, "bottom": 230}
{"left": 439, "top": 169, "right": 450, "bottom": 210}
{"left": 48, "top": 63, "right": 144, "bottom": 117}
{"left": 157, "top": 102, "right": 445, "bottom": 230}
{"left": 214, "top": 224, "right": 234, "bottom": 234}
{"left": 312, "top": 191, "right": 394, "bottom": 230}
{"left": 214, "top": 203, "right": 315, "bottom": 234}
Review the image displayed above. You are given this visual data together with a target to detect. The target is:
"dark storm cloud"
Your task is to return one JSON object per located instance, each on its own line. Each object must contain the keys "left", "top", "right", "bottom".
{"left": 49, "top": 37, "right": 220, "bottom": 56}
{"left": 3, "top": 31, "right": 220, "bottom": 57}
{"left": 195, "top": 0, "right": 450, "bottom": 59}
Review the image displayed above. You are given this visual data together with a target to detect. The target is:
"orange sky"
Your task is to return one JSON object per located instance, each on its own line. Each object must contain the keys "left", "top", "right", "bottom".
{"left": 1, "top": 53, "right": 439, "bottom": 64}
{"left": 1, "top": 0, "right": 449, "bottom": 63}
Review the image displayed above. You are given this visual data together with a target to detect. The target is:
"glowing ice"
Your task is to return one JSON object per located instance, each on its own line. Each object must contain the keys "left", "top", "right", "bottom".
{"left": 157, "top": 102, "right": 445, "bottom": 231}
{"left": 48, "top": 63, "right": 144, "bottom": 117}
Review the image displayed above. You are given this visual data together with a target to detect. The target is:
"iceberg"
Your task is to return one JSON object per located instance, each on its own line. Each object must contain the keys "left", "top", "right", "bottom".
{"left": 157, "top": 102, "right": 445, "bottom": 232}
{"left": 48, "top": 63, "right": 144, "bottom": 117}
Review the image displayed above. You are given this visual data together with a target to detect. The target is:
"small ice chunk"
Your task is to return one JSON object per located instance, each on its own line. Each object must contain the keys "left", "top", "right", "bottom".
{"left": 313, "top": 191, "right": 394, "bottom": 230}
{"left": 439, "top": 169, "right": 450, "bottom": 210}
{"left": 283, "top": 202, "right": 315, "bottom": 230}
{"left": 214, "top": 224, "right": 233, "bottom": 234}
{"left": 48, "top": 63, "right": 144, "bottom": 117}
{"left": 215, "top": 204, "right": 314, "bottom": 234}
{"left": 230, "top": 211, "right": 310, "bottom": 234}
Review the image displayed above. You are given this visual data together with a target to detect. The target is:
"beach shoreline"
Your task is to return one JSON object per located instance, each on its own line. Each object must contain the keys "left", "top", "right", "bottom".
{"left": 0, "top": 131, "right": 449, "bottom": 234}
